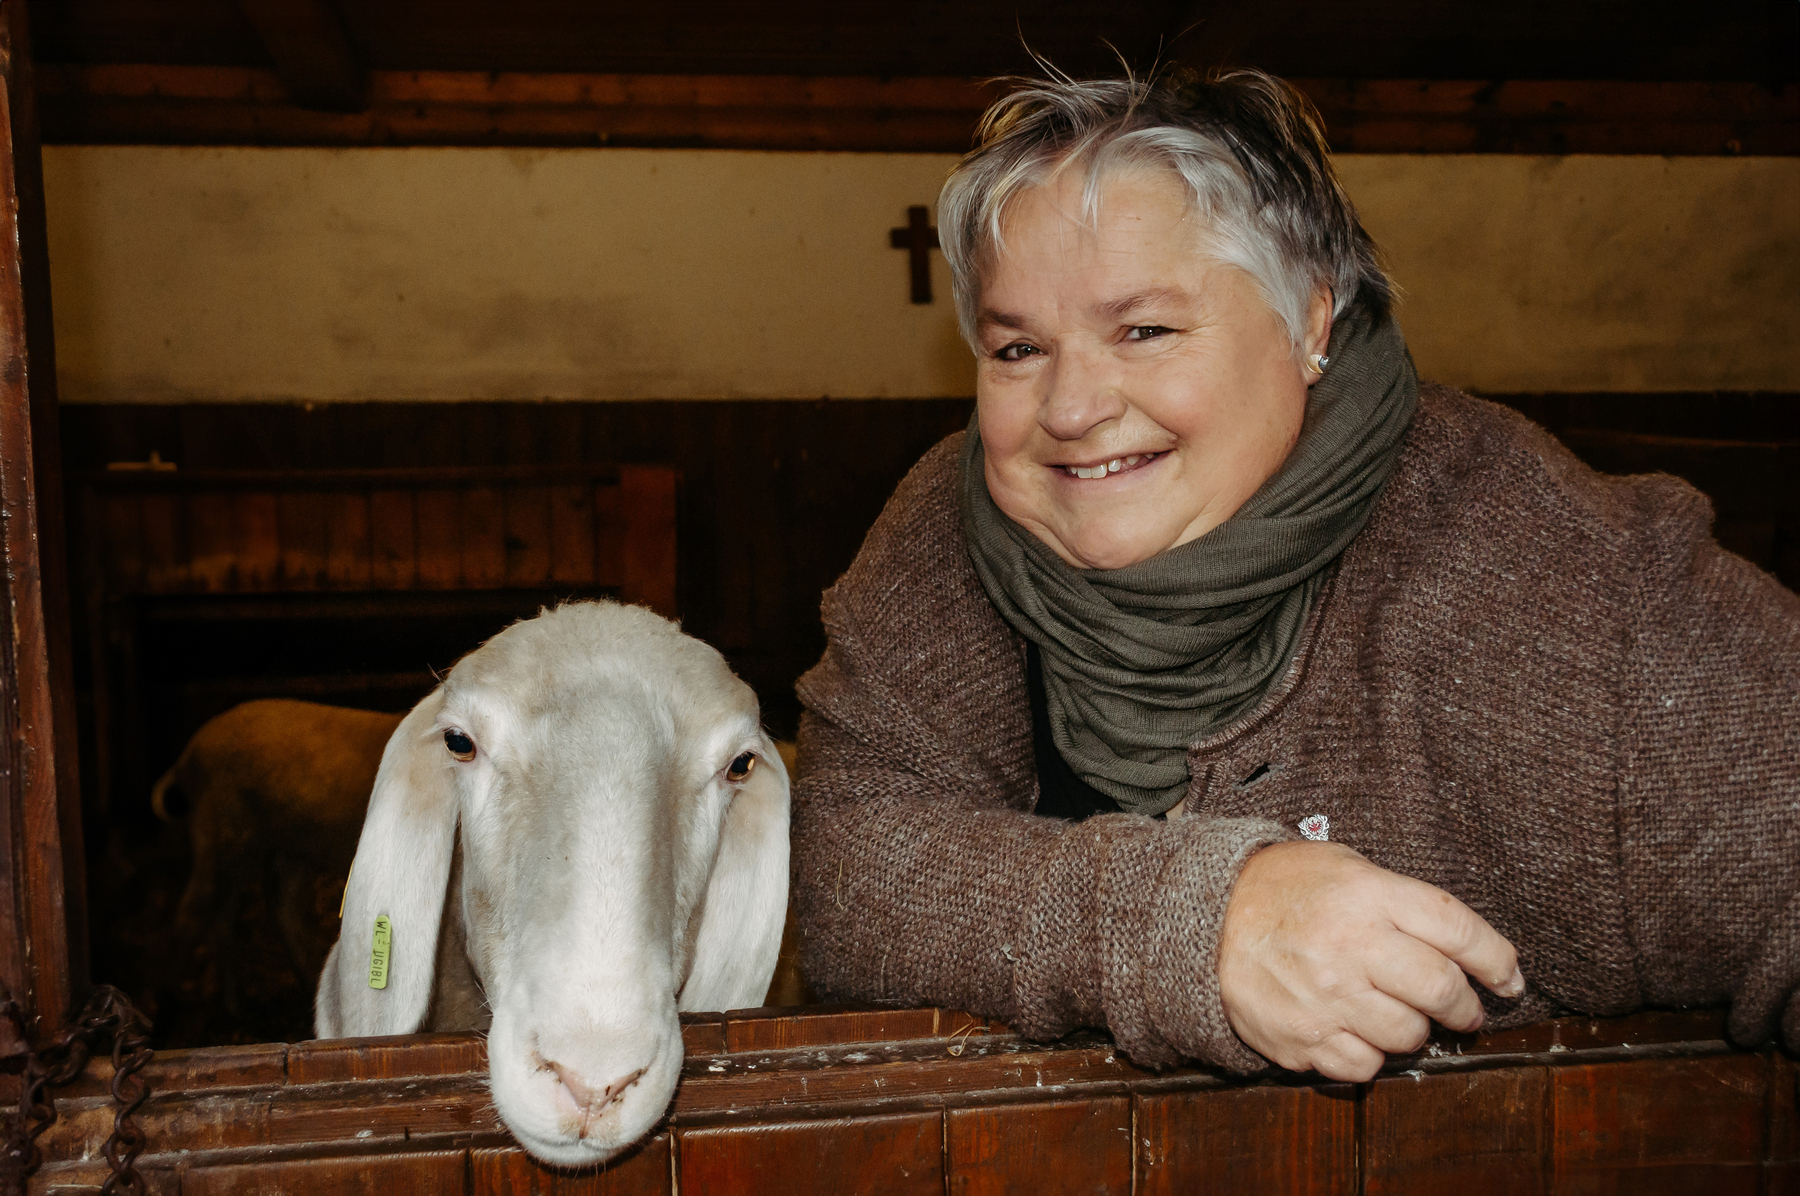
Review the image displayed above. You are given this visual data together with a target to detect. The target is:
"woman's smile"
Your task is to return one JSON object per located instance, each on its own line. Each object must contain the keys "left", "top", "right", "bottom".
{"left": 1052, "top": 450, "right": 1166, "bottom": 482}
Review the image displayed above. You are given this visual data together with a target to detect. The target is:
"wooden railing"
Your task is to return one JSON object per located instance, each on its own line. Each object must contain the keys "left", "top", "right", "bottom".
{"left": 6, "top": 1006, "right": 1795, "bottom": 1192}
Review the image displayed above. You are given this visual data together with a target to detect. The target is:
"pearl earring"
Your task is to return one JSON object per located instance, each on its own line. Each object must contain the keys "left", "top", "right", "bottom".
{"left": 1306, "top": 354, "right": 1330, "bottom": 375}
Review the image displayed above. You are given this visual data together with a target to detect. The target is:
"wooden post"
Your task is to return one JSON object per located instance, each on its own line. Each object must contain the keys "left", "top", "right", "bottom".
{"left": 0, "top": 0, "right": 86, "bottom": 1053}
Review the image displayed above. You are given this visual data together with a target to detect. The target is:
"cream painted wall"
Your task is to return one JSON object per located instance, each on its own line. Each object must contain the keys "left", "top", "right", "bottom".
{"left": 41, "top": 146, "right": 1800, "bottom": 402}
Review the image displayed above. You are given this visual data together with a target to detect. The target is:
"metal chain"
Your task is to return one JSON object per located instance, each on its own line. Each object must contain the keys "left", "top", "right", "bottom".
{"left": 1, "top": 986, "right": 154, "bottom": 1196}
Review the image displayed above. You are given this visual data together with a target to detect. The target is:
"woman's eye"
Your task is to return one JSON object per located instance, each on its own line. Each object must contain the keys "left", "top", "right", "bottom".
{"left": 994, "top": 342, "right": 1040, "bottom": 362}
{"left": 444, "top": 729, "right": 477, "bottom": 762}
{"left": 726, "top": 751, "right": 757, "bottom": 782}
{"left": 1125, "top": 325, "right": 1174, "bottom": 342}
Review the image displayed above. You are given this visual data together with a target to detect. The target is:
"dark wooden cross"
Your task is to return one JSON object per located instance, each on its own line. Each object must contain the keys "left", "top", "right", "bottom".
{"left": 889, "top": 205, "right": 941, "bottom": 304}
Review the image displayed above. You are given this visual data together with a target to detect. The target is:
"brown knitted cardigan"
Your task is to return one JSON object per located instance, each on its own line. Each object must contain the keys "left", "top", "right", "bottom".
{"left": 792, "top": 386, "right": 1800, "bottom": 1073}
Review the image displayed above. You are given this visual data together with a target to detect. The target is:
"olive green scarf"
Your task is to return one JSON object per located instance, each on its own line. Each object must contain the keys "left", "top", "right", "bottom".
{"left": 959, "top": 305, "right": 1419, "bottom": 815}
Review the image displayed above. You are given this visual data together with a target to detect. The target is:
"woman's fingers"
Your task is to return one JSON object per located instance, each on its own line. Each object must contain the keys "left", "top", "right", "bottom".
{"left": 1336, "top": 987, "right": 1433, "bottom": 1056}
{"left": 1364, "top": 933, "right": 1486, "bottom": 1033}
{"left": 1381, "top": 871, "right": 1524, "bottom": 998}
{"left": 1306, "top": 1030, "right": 1387, "bottom": 1083}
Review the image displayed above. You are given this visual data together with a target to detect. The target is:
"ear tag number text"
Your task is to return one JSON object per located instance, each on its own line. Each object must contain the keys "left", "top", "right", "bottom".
{"left": 369, "top": 915, "right": 393, "bottom": 990}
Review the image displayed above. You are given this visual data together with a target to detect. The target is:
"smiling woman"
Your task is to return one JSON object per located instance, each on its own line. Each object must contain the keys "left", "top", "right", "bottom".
{"left": 971, "top": 188, "right": 1322, "bottom": 570}
{"left": 788, "top": 68, "right": 1800, "bottom": 1088}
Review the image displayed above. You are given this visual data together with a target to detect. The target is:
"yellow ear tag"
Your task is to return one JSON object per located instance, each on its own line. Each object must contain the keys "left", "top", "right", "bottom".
{"left": 368, "top": 915, "right": 392, "bottom": 990}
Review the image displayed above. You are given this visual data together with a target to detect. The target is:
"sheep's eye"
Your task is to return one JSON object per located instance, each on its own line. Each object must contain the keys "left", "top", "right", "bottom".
{"left": 726, "top": 751, "right": 756, "bottom": 783}
{"left": 444, "top": 729, "right": 477, "bottom": 762}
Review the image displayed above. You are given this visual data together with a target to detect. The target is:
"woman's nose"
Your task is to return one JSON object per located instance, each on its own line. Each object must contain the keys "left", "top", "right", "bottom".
{"left": 1039, "top": 347, "right": 1127, "bottom": 441}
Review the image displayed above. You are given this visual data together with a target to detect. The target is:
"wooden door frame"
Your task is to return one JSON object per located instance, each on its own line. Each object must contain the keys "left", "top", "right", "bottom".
{"left": 0, "top": 0, "right": 87, "bottom": 1056}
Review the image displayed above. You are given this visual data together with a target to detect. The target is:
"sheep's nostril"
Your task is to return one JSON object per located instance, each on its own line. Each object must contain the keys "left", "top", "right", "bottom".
{"left": 603, "top": 1068, "right": 647, "bottom": 1105}
{"left": 546, "top": 1062, "right": 651, "bottom": 1137}
{"left": 548, "top": 1061, "right": 600, "bottom": 1113}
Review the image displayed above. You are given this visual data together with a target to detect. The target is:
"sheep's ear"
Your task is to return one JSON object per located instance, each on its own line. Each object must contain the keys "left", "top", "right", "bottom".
{"left": 678, "top": 731, "right": 791, "bottom": 1013}
{"left": 315, "top": 690, "right": 455, "bottom": 1039}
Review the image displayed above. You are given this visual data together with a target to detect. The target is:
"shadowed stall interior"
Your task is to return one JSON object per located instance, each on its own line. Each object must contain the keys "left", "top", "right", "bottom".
{"left": 20, "top": 0, "right": 1799, "bottom": 1053}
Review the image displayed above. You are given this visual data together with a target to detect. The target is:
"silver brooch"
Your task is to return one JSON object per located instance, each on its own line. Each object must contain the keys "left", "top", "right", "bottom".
{"left": 1298, "top": 813, "right": 1331, "bottom": 841}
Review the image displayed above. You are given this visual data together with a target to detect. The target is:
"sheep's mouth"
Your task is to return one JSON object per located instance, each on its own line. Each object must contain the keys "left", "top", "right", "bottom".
{"left": 1056, "top": 451, "right": 1164, "bottom": 481}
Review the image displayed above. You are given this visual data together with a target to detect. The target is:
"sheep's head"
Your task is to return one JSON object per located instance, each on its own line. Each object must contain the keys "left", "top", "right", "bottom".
{"left": 316, "top": 601, "right": 790, "bottom": 1165}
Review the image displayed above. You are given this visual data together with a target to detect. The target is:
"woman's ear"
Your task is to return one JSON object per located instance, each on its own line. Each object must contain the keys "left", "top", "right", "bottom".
{"left": 1302, "top": 287, "right": 1334, "bottom": 387}
{"left": 678, "top": 731, "right": 791, "bottom": 1013}
{"left": 315, "top": 689, "right": 457, "bottom": 1039}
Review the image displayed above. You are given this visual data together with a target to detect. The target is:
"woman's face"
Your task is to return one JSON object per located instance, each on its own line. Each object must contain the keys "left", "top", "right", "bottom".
{"left": 975, "top": 169, "right": 1331, "bottom": 570}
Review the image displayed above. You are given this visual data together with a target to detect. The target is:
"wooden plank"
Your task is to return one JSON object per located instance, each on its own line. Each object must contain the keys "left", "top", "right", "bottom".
{"left": 472, "top": 1135, "right": 670, "bottom": 1194}
{"left": 679, "top": 1111, "right": 943, "bottom": 1195}
{"left": 947, "top": 1097, "right": 1130, "bottom": 1195}
{"left": 671, "top": 1041, "right": 1153, "bottom": 1122}
{"left": 593, "top": 478, "right": 623, "bottom": 589}
{"left": 100, "top": 491, "right": 145, "bottom": 589}
{"left": 0, "top": 0, "right": 78, "bottom": 1042}
{"left": 238, "top": 0, "right": 366, "bottom": 112}
{"left": 548, "top": 481, "right": 597, "bottom": 586}
{"left": 278, "top": 488, "right": 329, "bottom": 589}
{"left": 183, "top": 1149, "right": 467, "bottom": 1195}
{"left": 724, "top": 1005, "right": 939, "bottom": 1052}
{"left": 1773, "top": 1050, "right": 1799, "bottom": 1161}
{"left": 184, "top": 490, "right": 239, "bottom": 591}
{"left": 462, "top": 485, "right": 507, "bottom": 588}
{"left": 1364, "top": 1068, "right": 1546, "bottom": 1195}
{"left": 680, "top": 1013, "right": 727, "bottom": 1056}
{"left": 58, "top": 1040, "right": 287, "bottom": 1099}
{"left": 265, "top": 1072, "right": 501, "bottom": 1146}
{"left": 1553, "top": 1054, "right": 1765, "bottom": 1194}
{"left": 618, "top": 466, "right": 677, "bottom": 617}
{"left": 138, "top": 489, "right": 183, "bottom": 592}
{"left": 1136, "top": 1083, "right": 1356, "bottom": 1196}
{"left": 236, "top": 489, "right": 282, "bottom": 591}
{"left": 287, "top": 1032, "right": 486, "bottom": 1084}
{"left": 23, "top": 1159, "right": 181, "bottom": 1194}
{"left": 324, "top": 489, "right": 373, "bottom": 589}
{"left": 504, "top": 484, "right": 554, "bottom": 586}
{"left": 33, "top": 67, "right": 1800, "bottom": 155}
{"left": 413, "top": 488, "right": 460, "bottom": 589}
{"left": 373, "top": 488, "right": 421, "bottom": 589}
{"left": 34, "top": 1086, "right": 278, "bottom": 1164}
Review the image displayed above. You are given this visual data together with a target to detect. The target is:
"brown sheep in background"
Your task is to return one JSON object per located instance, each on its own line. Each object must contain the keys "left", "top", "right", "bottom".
{"left": 157, "top": 699, "right": 811, "bottom": 1018}
{"left": 156, "top": 699, "right": 405, "bottom": 1007}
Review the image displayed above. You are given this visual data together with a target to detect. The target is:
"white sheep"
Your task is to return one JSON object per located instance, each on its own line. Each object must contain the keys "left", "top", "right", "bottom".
{"left": 315, "top": 599, "right": 790, "bottom": 1166}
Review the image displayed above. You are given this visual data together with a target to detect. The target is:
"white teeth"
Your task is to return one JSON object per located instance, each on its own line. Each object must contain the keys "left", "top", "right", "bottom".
{"left": 1065, "top": 453, "right": 1155, "bottom": 480}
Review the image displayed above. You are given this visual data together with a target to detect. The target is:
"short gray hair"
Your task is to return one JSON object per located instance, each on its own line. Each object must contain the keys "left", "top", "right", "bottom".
{"left": 938, "top": 69, "right": 1391, "bottom": 349}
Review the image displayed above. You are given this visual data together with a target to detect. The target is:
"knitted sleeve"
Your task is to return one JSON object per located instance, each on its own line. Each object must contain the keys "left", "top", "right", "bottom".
{"left": 789, "top": 436, "right": 1289, "bottom": 1072}
{"left": 1615, "top": 479, "right": 1800, "bottom": 1049}
{"left": 793, "top": 698, "right": 1288, "bottom": 1072}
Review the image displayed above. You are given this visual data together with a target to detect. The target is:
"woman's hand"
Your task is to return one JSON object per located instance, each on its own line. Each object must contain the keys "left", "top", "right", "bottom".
{"left": 1218, "top": 840, "right": 1524, "bottom": 1081}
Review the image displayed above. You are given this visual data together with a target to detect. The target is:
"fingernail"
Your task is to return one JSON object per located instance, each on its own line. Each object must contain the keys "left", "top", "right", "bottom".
{"left": 1498, "top": 967, "right": 1525, "bottom": 998}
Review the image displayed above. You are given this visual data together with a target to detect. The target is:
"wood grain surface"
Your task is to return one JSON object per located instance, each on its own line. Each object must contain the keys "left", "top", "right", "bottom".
{"left": 13, "top": 1007, "right": 1793, "bottom": 1194}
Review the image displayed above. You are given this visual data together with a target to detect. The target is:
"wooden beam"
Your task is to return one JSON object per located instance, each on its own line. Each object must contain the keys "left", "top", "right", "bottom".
{"left": 33, "top": 65, "right": 1800, "bottom": 154}
{"left": 0, "top": 0, "right": 86, "bottom": 1054}
{"left": 236, "top": 0, "right": 365, "bottom": 112}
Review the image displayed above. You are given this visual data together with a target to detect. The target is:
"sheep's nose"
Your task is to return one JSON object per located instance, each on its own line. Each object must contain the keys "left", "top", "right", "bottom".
{"left": 548, "top": 1062, "right": 648, "bottom": 1136}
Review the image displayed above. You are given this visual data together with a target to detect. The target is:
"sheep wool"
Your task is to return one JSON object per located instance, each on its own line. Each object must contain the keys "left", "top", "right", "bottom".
{"left": 791, "top": 385, "right": 1800, "bottom": 1073}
